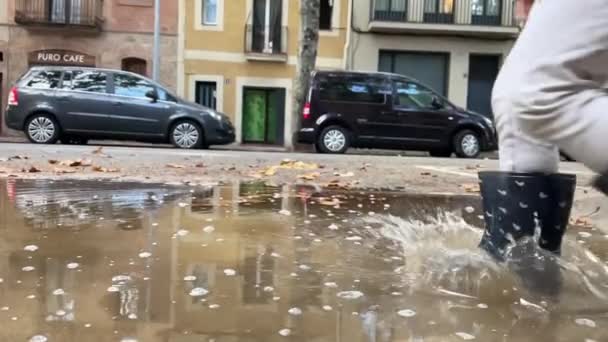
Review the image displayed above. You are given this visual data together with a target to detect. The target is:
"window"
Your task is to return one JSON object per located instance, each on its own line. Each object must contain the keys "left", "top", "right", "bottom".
{"left": 121, "top": 57, "right": 147, "bottom": 77}
{"left": 202, "top": 0, "right": 218, "bottom": 25}
{"left": 374, "top": 0, "right": 408, "bottom": 21}
{"left": 424, "top": 0, "right": 454, "bottom": 23}
{"left": 471, "top": 0, "right": 501, "bottom": 25}
{"left": 319, "top": 76, "right": 389, "bottom": 104}
{"left": 393, "top": 81, "right": 444, "bottom": 109}
{"left": 157, "top": 87, "right": 177, "bottom": 102}
{"left": 113, "top": 73, "right": 155, "bottom": 99}
{"left": 68, "top": 71, "right": 107, "bottom": 93}
{"left": 26, "top": 70, "right": 62, "bottom": 89}
{"left": 195, "top": 81, "right": 217, "bottom": 109}
{"left": 319, "top": 0, "right": 333, "bottom": 30}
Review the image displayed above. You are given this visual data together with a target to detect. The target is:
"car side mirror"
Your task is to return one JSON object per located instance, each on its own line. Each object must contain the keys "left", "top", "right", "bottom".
{"left": 145, "top": 90, "right": 158, "bottom": 102}
{"left": 431, "top": 96, "right": 443, "bottom": 109}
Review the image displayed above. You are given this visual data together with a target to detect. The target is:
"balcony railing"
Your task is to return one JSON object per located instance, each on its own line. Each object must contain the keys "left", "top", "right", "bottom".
{"left": 15, "top": 0, "right": 103, "bottom": 28}
{"left": 372, "top": 0, "right": 408, "bottom": 22}
{"left": 244, "top": 24, "right": 288, "bottom": 62}
{"left": 471, "top": 14, "right": 501, "bottom": 26}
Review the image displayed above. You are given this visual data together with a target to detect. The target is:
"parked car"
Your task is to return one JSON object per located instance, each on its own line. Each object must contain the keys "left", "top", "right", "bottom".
{"left": 297, "top": 71, "right": 497, "bottom": 158}
{"left": 5, "top": 66, "right": 235, "bottom": 149}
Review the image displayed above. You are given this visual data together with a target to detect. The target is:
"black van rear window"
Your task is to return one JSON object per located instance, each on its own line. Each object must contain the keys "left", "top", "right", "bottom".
{"left": 318, "top": 76, "right": 388, "bottom": 104}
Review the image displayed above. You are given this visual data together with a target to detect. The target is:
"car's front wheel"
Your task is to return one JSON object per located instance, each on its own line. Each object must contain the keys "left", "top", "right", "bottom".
{"left": 25, "top": 114, "right": 60, "bottom": 144}
{"left": 454, "top": 130, "right": 481, "bottom": 158}
{"left": 316, "top": 125, "right": 350, "bottom": 154}
{"left": 170, "top": 121, "right": 204, "bottom": 149}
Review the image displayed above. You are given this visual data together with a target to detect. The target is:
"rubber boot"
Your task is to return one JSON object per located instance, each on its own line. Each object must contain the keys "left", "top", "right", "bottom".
{"left": 478, "top": 172, "right": 576, "bottom": 261}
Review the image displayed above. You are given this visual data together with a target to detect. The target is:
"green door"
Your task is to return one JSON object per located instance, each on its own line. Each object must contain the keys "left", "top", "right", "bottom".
{"left": 242, "top": 87, "right": 285, "bottom": 145}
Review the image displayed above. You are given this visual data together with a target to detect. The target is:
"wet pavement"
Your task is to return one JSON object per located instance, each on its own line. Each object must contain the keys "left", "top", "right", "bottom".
{"left": 0, "top": 179, "right": 607, "bottom": 342}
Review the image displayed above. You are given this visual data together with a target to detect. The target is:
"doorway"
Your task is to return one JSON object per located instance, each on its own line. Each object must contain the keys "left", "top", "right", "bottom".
{"left": 252, "top": 0, "right": 283, "bottom": 54}
{"left": 195, "top": 81, "right": 217, "bottom": 109}
{"left": 242, "top": 87, "right": 285, "bottom": 145}
{"left": 467, "top": 54, "right": 500, "bottom": 117}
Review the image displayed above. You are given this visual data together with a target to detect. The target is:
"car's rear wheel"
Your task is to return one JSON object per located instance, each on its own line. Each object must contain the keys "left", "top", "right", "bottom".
{"left": 454, "top": 130, "right": 481, "bottom": 158}
{"left": 316, "top": 125, "right": 350, "bottom": 154}
{"left": 170, "top": 121, "right": 204, "bottom": 149}
{"left": 25, "top": 114, "right": 60, "bottom": 144}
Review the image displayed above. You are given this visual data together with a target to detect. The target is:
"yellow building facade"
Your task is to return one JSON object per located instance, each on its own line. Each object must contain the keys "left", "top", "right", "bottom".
{"left": 177, "top": 0, "right": 350, "bottom": 149}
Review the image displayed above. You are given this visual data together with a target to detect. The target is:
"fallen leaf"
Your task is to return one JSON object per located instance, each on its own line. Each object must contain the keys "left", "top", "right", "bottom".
{"left": 195, "top": 163, "right": 205, "bottom": 168}
{"left": 48, "top": 160, "right": 59, "bottom": 165}
{"left": 263, "top": 166, "right": 278, "bottom": 176}
{"left": 166, "top": 163, "right": 186, "bottom": 169}
{"left": 54, "top": 168, "right": 76, "bottom": 174}
{"left": 297, "top": 172, "right": 320, "bottom": 181}
{"left": 28, "top": 166, "right": 41, "bottom": 173}
{"left": 92, "top": 165, "right": 119, "bottom": 173}
{"left": 59, "top": 159, "right": 91, "bottom": 167}
{"left": 571, "top": 217, "right": 594, "bottom": 228}
{"left": 9, "top": 155, "right": 29, "bottom": 160}
{"left": 421, "top": 172, "right": 431, "bottom": 176}
{"left": 461, "top": 183, "right": 480, "bottom": 193}
{"left": 92, "top": 146, "right": 104, "bottom": 154}
{"left": 335, "top": 171, "right": 355, "bottom": 178}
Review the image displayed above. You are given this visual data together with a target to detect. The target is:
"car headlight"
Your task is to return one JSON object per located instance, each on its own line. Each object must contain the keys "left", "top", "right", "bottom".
{"left": 207, "top": 110, "right": 222, "bottom": 121}
{"left": 483, "top": 116, "right": 494, "bottom": 127}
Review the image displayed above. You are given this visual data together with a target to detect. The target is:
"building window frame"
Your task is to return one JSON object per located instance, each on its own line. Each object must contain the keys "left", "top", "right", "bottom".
{"left": 319, "top": 0, "right": 341, "bottom": 37}
{"left": 423, "top": 0, "right": 454, "bottom": 24}
{"left": 471, "top": 0, "right": 502, "bottom": 26}
{"left": 189, "top": 75, "right": 224, "bottom": 113}
{"left": 195, "top": 0, "right": 224, "bottom": 31}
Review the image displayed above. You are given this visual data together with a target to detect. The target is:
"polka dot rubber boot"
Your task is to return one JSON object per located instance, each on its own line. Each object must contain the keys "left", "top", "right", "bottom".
{"left": 478, "top": 172, "right": 576, "bottom": 261}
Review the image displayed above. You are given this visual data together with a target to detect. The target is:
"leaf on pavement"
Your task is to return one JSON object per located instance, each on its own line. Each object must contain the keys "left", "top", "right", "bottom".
{"left": 420, "top": 172, "right": 431, "bottom": 176}
{"left": 279, "top": 159, "right": 319, "bottom": 170}
{"left": 262, "top": 166, "right": 278, "bottom": 176}
{"left": 92, "top": 165, "right": 119, "bottom": 173}
{"left": 59, "top": 159, "right": 92, "bottom": 167}
{"left": 9, "top": 155, "right": 29, "bottom": 160}
{"left": 195, "top": 163, "right": 205, "bottom": 168}
{"left": 571, "top": 217, "right": 594, "bottom": 228}
{"left": 166, "top": 163, "right": 186, "bottom": 169}
{"left": 334, "top": 171, "right": 355, "bottom": 178}
{"left": 27, "top": 166, "right": 41, "bottom": 173}
{"left": 461, "top": 183, "right": 480, "bottom": 193}
{"left": 48, "top": 160, "right": 59, "bottom": 165}
{"left": 297, "top": 172, "right": 320, "bottom": 181}
{"left": 54, "top": 168, "right": 76, "bottom": 174}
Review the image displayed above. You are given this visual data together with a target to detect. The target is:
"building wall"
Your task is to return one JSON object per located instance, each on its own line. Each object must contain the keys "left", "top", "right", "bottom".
{"left": 181, "top": 0, "right": 350, "bottom": 148}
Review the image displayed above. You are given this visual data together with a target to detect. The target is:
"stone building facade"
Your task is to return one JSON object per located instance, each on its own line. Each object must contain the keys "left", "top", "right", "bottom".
{"left": 0, "top": 0, "right": 178, "bottom": 136}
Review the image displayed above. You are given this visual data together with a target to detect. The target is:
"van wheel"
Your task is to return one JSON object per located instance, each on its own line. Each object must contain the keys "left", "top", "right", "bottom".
{"left": 170, "top": 120, "right": 204, "bottom": 149}
{"left": 25, "top": 114, "right": 60, "bottom": 144}
{"left": 454, "top": 130, "right": 481, "bottom": 158}
{"left": 317, "top": 126, "right": 350, "bottom": 154}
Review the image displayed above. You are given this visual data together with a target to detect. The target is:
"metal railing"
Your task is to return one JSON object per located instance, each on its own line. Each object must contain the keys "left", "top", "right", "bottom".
{"left": 15, "top": 0, "right": 103, "bottom": 27}
{"left": 471, "top": 14, "right": 501, "bottom": 26}
{"left": 244, "top": 24, "right": 288, "bottom": 56}
{"left": 372, "top": 0, "right": 408, "bottom": 22}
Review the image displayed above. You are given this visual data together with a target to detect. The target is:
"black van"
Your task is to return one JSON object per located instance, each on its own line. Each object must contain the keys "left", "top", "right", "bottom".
{"left": 297, "top": 71, "right": 497, "bottom": 158}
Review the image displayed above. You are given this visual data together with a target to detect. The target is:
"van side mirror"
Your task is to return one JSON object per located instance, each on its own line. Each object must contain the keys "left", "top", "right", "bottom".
{"left": 431, "top": 96, "right": 443, "bottom": 109}
{"left": 145, "top": 90, "right": 158, "bottom": 102}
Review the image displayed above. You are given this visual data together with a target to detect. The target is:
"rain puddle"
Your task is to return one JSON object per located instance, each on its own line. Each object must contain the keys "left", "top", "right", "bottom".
{"left": 0, "top": 179, "right": 607, "bottom": 341}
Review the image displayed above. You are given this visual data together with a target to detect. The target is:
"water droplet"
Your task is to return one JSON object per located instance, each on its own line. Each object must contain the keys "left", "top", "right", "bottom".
{"left": 477, "top": 303, "right": 488, "bottom": 309}
{"left": 323, "top": 305, "right": 333, "bottom": 311}
{"left": 346, "top": 236, "right": 363, "bottom": 241}
{"left": 498, "top": 207, "right": 507, "bottom": 214}
{"left": 455, "top": 332, "right": 476, "bottom": 340}
{"left": 579, "top": 232, "right": 592, "bottom": 238}
{"left": 189, "top": 287, "right": 209, "bottom": 297}
{"left": 66, "top": 262, "right": 79, "bottom": 269}
{"left": 288, "top": 307, "right": 302, "bottom": 316}
{"left": 273, "top": 296, "right": 281, "bottom": 301}
{"left": 464, "top": 206, "right": 475, "bottom": 213}
{"left": 138, "top": 252, "right": 152, "bottom": 258}
{"left": 11, "top": 316, "right": 18, "bottom": 321}
{"left": 519, "top": 202, "right": 529, "bottom": 208}
{"left": 26, "top": 295, "right": 36, "bottom": 299}
{"left": 22, "top": 266, "right": 35, "bottom": 272}
{"left": 278, "top": 329, "right": 291, "bottom": 337}
{"left": 279, "top": 210, "right": 292, "bottom": 216}
{"left": 271, "top": 252, "right": 281, "bottom": 258}
{"left": 209, "top": 304, "right": 220, "bottom": 309}
{"left": 328, "top": 224, "right": 339, "bottom": 230}
{"left": 0, "top": 307, "right": 8, "bottom": 311}
{"left": 298, "top": 264, "right": 311, "bottom": 271}
{"left": 23, "top": 245, "right": 39, "bottom": 252}
{"left": 575, "top": 318, "right": 596, "bottom": 328}
{"left": 178, "top": 202, "right": 189, "bottom": 208}
{"left": 539, "top": 192, "right": 548, "bottom": 199}
{"left": 84, "top": 323, "right": 92, "bottom": 328}
{"left": 29, "top": 335, "right": 47, "bottom": 342}
{"left": 55, "top": 310, "right": 66, "bottom": 317}
{"left": 515, "top": 181, "right": 525, "bottom": 187}
{"left": 324, "top": 282, "right": 338, "bottom": 288}
{"left": 176, "top": 229, "right": 189, "bottom": 236}
{"left": 223, "top": 269, "right": 236, "bottom": 276}
{"left": 107, "top": 286, "right": 120, "bottom": 293}
{"left": 498, "top": 189, "right": 507, "bottom": 196}
{"left": 397, "top": 309, "right": 416, "bottom": 317}
{"left": 513, "top": 223, "right": 521, "bottom": 231}
{"left": 52, "top": 289, "right": 65, "bottom": 296}
{"left": 128, "top": 313, "right": 138, "bottom": 320}
{"left": 203, "top": 226, "right": 215, "bottom": 233}
{"left": 337, "top": 291, "right": 364, "bottom": 299}
{"left": 112, "top": 275, "right": 131, "bottom": 283}
{"left": 263, "top": 286, "right": 275, "bottom": 292}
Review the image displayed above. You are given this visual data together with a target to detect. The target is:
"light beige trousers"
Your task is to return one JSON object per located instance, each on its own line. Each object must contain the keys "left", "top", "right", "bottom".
{"left": 493, "top": 0, "right": 608, "bottom": 174}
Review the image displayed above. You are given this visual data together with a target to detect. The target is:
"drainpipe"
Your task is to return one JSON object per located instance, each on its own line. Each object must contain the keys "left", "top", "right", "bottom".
{"left": 342, "top": 0, "right": 353, "bottom": 70}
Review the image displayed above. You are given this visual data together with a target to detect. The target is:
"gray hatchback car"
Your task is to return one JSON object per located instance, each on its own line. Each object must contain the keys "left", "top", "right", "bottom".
{"left": 5, "top": 66, "right": 235, "bottom": 149}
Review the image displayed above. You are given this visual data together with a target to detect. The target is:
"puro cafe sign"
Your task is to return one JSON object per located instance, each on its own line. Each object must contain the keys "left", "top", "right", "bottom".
{"left": 28, "top": 50, "right": 96, "bottom": 67}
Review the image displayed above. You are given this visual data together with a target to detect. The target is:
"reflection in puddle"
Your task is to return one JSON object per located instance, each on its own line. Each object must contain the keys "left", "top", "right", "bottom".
{"left": 0, "top": 179, "right": 607, "bottom": 341}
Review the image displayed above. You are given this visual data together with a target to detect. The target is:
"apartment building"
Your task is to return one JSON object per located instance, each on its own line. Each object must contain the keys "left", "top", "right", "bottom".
{"left": 0, "top": 0, "right": 178, "bottom": 135}
{"left": 349, "top": 0, "right": 520, "bottom": 118}
{"left": 178, "top": 0, "right": 350, "bottom": 149}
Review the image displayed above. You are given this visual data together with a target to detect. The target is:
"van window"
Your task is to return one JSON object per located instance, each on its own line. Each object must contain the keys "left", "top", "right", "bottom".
{"left": 67, "top": 71, "right": 108, "bottom": 93}
{"left": 113, "top": 73, "right": 156, "bottom": 99}
{"left": 26, "top": 70, "right": 62, "bottom": 89}
{"left": 319, "top": 76, "right": 388, "bottom": 104}
{"left": 393, "top": 81, "right": 438, "bottom": 109}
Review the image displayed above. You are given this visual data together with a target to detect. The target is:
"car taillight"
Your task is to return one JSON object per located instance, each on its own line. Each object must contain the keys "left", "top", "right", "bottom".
{"left": 302, "top": 102, "right": 311, "bottom": 120}
{"left": 8, "top": 87, "right": 18, "bottom": 106}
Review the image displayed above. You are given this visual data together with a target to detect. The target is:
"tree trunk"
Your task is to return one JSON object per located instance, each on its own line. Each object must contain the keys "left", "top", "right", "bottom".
{"left": 291, "top": 0, "right": 320, "bottom": 150}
